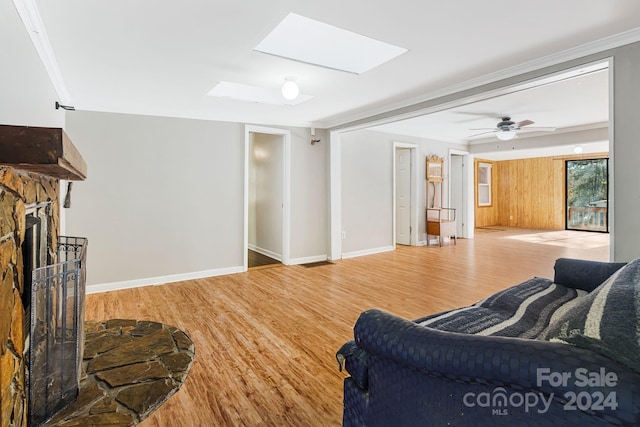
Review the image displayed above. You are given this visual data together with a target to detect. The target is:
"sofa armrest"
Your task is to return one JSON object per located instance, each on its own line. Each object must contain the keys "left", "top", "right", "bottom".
{"left": 553, "top": 258, "right": 626, "bottom": 292}
{"left": 354, "top": 309, "right": 640, "bottom": 398}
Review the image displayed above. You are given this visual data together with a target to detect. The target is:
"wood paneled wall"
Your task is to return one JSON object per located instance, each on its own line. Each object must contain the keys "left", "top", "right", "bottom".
{"left": 474, "top": 153, "right": 608, "bottom": 229}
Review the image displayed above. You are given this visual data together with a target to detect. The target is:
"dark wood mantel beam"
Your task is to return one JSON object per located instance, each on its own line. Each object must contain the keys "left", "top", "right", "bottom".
{"left": 0, "top": 125, "right": 87, "bottom": 180}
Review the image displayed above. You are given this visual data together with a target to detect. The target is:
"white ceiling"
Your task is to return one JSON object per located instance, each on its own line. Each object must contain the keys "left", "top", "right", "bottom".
{"left": 373, "top": 67, "right": 610, "bottom": 142}
{"left": 5, "top": 0, "right": 640, "bottom": 150}
{"left": 372, "top": 65, "right": 611, "bottom": 158}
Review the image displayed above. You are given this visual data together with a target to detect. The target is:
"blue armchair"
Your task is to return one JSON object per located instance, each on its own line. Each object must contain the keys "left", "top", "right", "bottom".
{"left": 337, "top": 258, "right": 640, "bottom": 426}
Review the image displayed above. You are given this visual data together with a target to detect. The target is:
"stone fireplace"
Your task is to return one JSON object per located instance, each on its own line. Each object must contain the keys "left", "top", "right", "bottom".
{"left": 0, "top": 125, "right": 87, "bottom": 427}
{"left": 1, "top": 167, "right": 60, "bottom": 426}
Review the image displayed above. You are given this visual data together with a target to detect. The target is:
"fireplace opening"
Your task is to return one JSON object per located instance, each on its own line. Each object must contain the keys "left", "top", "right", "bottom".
{"left": 22, "top": 213, "right": 47, "bottom": 317}
{"left": 22, "top": 204, "right": 88, "bottom": 426}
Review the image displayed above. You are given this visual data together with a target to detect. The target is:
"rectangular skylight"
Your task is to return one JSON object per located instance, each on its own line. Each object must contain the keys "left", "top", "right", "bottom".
{"left": 207, "top": 81, "right": 312, "bottom": 105}
{"left": 254, "top": 13, "right": 408, "bottom": 74}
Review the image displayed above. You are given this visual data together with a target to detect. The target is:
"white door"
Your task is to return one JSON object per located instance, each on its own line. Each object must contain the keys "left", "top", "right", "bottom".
{"left": 396, "top": 148, "right": 411, "bottom": 245}
{"left": 450, "top": 154, "right": 465, "bottom": 237}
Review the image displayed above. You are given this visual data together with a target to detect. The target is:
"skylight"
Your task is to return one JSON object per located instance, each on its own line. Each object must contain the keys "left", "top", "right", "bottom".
{"left": 207, "top": 81, "right": 313, "bottom": 105}
{"left": 254, "top": 13, "right": 408, "bottom": 74}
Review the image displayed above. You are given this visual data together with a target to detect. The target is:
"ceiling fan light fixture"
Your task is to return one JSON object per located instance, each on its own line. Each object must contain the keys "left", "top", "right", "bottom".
{"left": 496, "top": 130, "right": 517, "bottom": 141}
{"left": 281, "top": 77, "right": 299, "bottom": 100}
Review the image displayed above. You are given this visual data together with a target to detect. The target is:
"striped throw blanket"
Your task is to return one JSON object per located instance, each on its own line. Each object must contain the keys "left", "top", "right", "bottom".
{"left": 541, "top": 258, "right": 640, "bottom": 373}
{"left": 415, "top": 277, "right": 586, "bottom": 339}
{"left": 416, "top": 258, "right": 640, "bottom": 374}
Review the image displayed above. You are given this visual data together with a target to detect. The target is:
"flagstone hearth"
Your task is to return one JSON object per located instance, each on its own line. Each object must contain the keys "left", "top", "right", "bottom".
{"left": 42, "top": 319, "right": 195, "bottom": 427}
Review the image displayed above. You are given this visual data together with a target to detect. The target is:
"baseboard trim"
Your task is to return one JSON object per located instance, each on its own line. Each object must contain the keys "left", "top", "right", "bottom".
{"left": 248, "top": 244, "right": 283, "bottom": 262}
{"left": 342, "top": 245, "right": 395, "bottom": 259}
{"left": 86, "top": 265, "right": 245, "bottom": 294}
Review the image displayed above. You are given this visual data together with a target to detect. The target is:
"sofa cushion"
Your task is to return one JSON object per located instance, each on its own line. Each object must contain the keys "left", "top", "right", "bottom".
{"left": 415, "top": 277, "right": 585, "bottom": 338}
{"left": 542, "top": 258, "right": 640, "bottom": 373}
{"left": 554, "top": 257, "right": 627, "bottom": 292}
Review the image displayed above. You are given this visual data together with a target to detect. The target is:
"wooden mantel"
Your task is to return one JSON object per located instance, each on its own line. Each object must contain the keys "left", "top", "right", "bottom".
{"left": 0, "top": 125, "right": 87, "bottom": 180}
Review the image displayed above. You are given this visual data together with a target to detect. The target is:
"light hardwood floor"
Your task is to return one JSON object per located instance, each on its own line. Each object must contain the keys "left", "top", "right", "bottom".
{"left": 85, "top": 228, "right": 609, "bottom": 426}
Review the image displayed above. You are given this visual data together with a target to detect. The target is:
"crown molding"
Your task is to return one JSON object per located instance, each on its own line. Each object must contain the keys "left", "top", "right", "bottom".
{"left": 12, "top": 0, "right": 72, "bottom": 104}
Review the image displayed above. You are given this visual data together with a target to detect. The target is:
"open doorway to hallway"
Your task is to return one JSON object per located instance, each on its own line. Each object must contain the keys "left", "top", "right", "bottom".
{"left": 244, "top": 125, "right": 291, "bottom": 270}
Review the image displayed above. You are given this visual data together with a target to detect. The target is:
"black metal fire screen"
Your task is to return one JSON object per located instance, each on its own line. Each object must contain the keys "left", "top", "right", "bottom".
{"left": 29, "top": 236, "right": 87, "bottom": 426}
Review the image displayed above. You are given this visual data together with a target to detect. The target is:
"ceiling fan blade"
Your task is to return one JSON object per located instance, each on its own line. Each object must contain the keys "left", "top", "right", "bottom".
{"left": 468, "top": 127, "right": 497, "bottom": 131}
{"left": 467, "top": 130, "right": 496, "bottom": 138}
{"left": 514, "top": 119, "right": 534, "bottom": 128}
{"left": 517, "top": 126, "right": 557, "bottom": 133}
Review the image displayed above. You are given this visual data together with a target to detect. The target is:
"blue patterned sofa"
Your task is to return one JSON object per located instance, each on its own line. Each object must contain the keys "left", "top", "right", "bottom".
{"left": 336, "top": 258, "right": 640, "bottom": 426}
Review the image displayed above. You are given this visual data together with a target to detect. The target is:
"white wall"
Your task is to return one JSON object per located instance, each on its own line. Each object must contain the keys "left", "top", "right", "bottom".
{"left": 612, "top": 42, "right": 640, "bottom": 262}
{"left": 63, "top": 111, "right": 329, "bottom": 289}
{"left": 341, "top": 130, "right": 394, "bottom": 255}
{"left": 1, "top": 0, "right": 64, "bottom": 128}
{"left": 64, "top": 111, "right": 246, "bottom": 288}
{"left": 289, "top": 127, "right": 329, "bottom": 262}
{"left": 249, "top": 132, "right": 283, "bottom": 259}
{"left": 340, "top": 129, "right": 466, "bottom": 256}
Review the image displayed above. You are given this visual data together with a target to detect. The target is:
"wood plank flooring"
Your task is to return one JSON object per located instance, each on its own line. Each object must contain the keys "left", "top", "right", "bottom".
{"left": 85, "top": 228, "right": 609, "bottom": 426}
{"left": 248, "top": 250, "right": 281, "bottom": 269}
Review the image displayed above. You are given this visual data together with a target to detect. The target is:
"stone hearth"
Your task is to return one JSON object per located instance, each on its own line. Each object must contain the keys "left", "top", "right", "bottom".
{"left": 42, "top": 319, "right": 195, "bottom": 427}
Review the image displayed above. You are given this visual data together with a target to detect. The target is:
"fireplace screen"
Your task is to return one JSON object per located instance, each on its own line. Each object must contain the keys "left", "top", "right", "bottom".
{"left": 29, "top": 236, "right": 87, "bottom": 426}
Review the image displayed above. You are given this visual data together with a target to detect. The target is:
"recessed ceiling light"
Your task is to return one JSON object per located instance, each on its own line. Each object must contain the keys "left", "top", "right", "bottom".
{"left": 255, "top": 13, "right": 408, "bottom": 74}
{"left": 207, "top": 81, "right": 313, "bottom": 105}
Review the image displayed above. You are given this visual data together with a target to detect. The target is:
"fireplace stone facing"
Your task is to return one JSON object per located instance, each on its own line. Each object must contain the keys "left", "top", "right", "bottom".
{"left": 0, "top": 125, "right": 88, "bottom": 427}
{"left": 1, "top": 166, "right": 60, "bottom": 427}
{"left": 0, "top": 126, "right": 191, "bottom": 426}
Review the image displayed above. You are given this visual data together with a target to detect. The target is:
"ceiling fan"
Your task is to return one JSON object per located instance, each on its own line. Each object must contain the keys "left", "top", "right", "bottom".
{"left": 468, "top": 117, "right": 556, "bottom": 140}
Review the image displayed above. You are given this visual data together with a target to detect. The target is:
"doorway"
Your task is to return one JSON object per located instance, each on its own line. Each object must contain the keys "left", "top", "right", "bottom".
{"left": 449, "top": 150, "right": 468, "bottom": 238}
{"left": 393, "top": 142, "right": 419, "bottom": 246}
{"left": 244, "top": 125, "right": 291, "bottom": 270}
{"left": 566, "top": 158, "right": 609, "bottom": 232}
{"left": 330, "top": 61, "right": 611, "bottom": 258}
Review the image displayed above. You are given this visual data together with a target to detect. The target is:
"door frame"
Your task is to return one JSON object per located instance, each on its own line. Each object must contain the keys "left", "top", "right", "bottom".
{"left": 393, "top": 142, "right": 419, "bottom": 246}
{"left": 448, "top": 149, "right": 471, "bottom": 238}
{"left": 244, "top": 125, "right": 291, "bottom": 271}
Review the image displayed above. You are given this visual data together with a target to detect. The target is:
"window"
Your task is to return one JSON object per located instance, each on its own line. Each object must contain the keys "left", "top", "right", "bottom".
{"left": 566, "top": 159, "right": 608, "bottom": 232}
{"left": 477, "top": 163, "right": 492, "bottom": 206}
